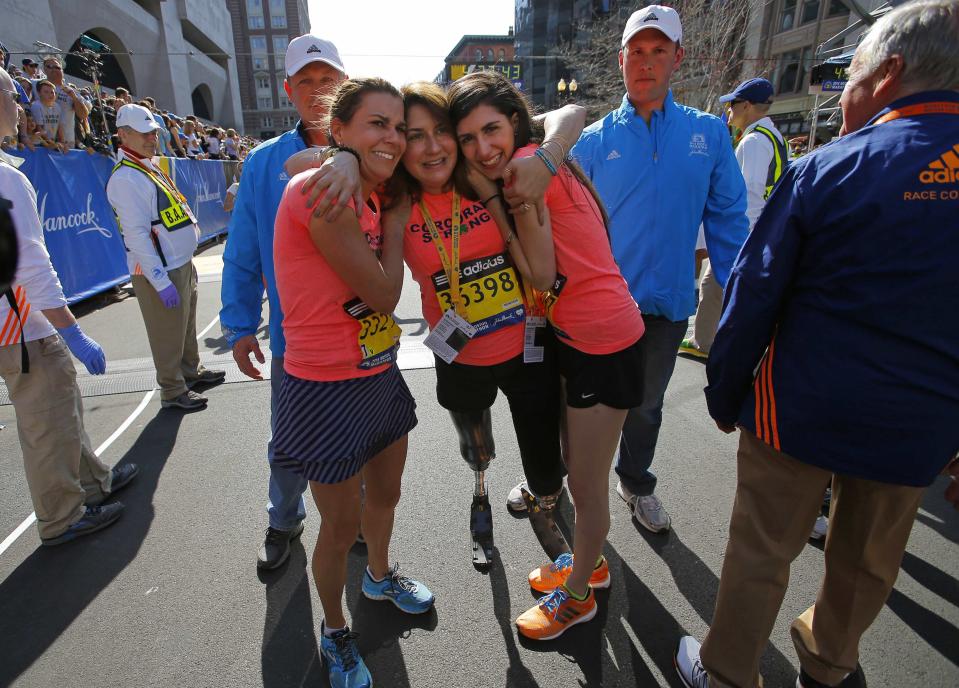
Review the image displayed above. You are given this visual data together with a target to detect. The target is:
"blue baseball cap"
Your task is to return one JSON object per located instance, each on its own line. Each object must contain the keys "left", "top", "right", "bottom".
{"left": 719, "top": 78, "right": 774, "bottom": 104}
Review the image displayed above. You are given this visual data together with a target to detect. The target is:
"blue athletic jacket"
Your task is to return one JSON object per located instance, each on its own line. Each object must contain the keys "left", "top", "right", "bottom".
{"left": 571, "top": 91, "right": 749, "bottom": 321}
{"left": 220, "top": 125, "right": 308, "bottom": 357}
{"left": 705, "top": 90, "right": 959, "bottom": 487}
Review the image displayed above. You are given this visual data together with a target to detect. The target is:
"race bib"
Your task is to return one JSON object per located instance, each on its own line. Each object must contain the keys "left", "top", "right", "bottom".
{"left": 430, "top": 252, "right": 525, "bottom": 335}
{"left": 343, "top": 298, "right": 401, "bottom": 369}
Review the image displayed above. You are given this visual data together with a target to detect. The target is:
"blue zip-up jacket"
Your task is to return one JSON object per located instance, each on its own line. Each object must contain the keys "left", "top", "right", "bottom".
{"left": 705, "top": 90, "right": 959, "bottom": 487}
{"left": 571, "top": 91, "right": 748, "bottom": 321}
{"left": 220, "top": 125, "right": 307, "bottom": 357}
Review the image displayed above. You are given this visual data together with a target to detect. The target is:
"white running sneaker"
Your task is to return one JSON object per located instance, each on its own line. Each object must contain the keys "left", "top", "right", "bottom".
{"left": 506, "top": 479, "right": 528, "bottom": 513}
{"left": 809, "top": 515, "right": 828, "bottom": 540}
{"left": 617, "top": 481, "right": 671, "bottom": 532}
{"left": 674, "top": 636, "right": 709, "bottom": 688}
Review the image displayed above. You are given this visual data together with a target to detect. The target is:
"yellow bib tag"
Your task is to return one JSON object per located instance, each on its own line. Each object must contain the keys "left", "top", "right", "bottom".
{"left": 344, "top": 298, "right": 401, "bottom": 369}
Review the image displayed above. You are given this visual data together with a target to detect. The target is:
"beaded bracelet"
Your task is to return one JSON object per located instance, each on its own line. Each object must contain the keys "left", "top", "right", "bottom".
{"left": 534, "top": 147, "right": 558, "bottom": 175}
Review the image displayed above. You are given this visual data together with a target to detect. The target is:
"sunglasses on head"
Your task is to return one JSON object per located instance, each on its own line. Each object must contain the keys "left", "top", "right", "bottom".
{"left": 44, "top": 64, "right": 62, "bottom": 71}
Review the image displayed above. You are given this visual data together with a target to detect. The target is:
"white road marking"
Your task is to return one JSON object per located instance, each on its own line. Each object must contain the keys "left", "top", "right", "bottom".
{"left": 0, "top": 313, "right": 221, "bottom": 558}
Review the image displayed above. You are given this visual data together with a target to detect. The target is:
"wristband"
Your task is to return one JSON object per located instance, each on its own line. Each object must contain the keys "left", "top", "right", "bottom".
{"left": 534, "top": 148, "right": 558, "bottom": 175}
{"left": 331, "top": 145, "right": 361, "bottom": 163}
{"left": 482, "top": 192, "right": 502, "bottom": 206}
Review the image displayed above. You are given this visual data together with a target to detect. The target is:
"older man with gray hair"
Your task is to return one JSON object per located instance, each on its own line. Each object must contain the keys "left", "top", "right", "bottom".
{"left": 675, "top": 1, "right": 959, "bottom": 687}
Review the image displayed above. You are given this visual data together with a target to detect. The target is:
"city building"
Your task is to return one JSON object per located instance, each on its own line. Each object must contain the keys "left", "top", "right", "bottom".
{"left": 3, "top": 0, "right": 243, "bottom": 128}
{"left": 226, "top": 0, "right": 310, "bottom": 139}
{"left": 514, "top": 0, "right": 610, "bottom": 108}
{"left": 746, "top": 0, "right": 890, "bottom": 142}
{"left": 437, "top": 32, "right": 519, "bottom": 89}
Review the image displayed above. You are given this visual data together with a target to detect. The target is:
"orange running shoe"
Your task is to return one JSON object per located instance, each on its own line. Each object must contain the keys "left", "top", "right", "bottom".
{"left": 515, "top": 586, "right": 597, "bottom": 640}
{"left": 528, "top": 552, "right": 611, "bottom": 593}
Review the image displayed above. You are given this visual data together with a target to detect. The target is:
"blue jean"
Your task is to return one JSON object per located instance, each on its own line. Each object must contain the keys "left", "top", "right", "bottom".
{"left": 615, "top": 315, "right": 688, "bottom": 496}
{"left": 266, "top": 356, "right": 308, "bottom": 530}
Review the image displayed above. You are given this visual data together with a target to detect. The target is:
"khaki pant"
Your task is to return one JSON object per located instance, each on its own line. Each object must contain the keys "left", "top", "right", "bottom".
{"left": 692, "top": 260, "right": 723, "bottom": 355}
{"left": 701, "top": 430, "right": 924, "bottom": 687}
{"left": 0, "top": 336, "right": 112, "bottom": 540}
{"left": 132, "top": 261, "right": 201, "bottom": 401}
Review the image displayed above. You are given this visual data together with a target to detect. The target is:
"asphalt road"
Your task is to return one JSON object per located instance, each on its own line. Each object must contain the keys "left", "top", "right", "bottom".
{"left": 0, "top": 242, "right": 956, "bottom": 688}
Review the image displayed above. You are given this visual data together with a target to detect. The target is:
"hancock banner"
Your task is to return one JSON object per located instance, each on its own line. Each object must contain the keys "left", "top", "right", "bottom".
{"left": 15, "top": 148, "right": 129, "bottom": 303}
{"left": 11, "top": 149, "right": 237, "bottom": 302}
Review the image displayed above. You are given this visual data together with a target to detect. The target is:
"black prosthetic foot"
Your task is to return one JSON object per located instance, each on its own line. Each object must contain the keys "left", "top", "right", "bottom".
{"left": 470, "top": 493, "right": 494, "bottom": 570}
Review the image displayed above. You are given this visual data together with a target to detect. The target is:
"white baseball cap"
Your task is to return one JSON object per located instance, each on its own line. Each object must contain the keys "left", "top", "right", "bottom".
{"left": 116, "top": 104, "right": 161, "bottom": 133}
{"left": 285, "top": 34, "right": 346, "bottom": 78}
{"left": 622, "top": 5, "right": 683, "bottom": 46}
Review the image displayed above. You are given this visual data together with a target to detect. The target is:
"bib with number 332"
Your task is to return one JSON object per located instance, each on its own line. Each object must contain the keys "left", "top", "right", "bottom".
{"left": 343, "top": 297, "right": 401, "bottom": 369}
{"left": 430, "top": 252, "right": 525, "bottom": 336}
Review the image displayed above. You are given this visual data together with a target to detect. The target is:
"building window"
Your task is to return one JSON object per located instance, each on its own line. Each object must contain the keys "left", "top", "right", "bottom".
{"left": 261, "top": 115, "right": 273, "bottom": 127}
{"left": 273, "top": 36, "right": 288, "bottom": 71}
{"left": 256, "top": 76, "right": 271, "bottom": 90}
{"left": 283, "top": 115, "right": 296, "bottom": 128}
{"left": 498, "top": 48, "right": 506, "bottom": 60}
{"left": 828, "top": 0, "right": 850, "bottom": 16}
{"left": 250, "top": 36, "right": 267, "bottom": 54}
{"left": 277, "top": 86, "right": 291, "bottom": 108}
{"left": 258, "top": 96, "right": 273, "bottom": 109}
{"left": 801, "top": 0, "right": 820, "bottom": 24}
{"left": 248, "top": 15, "right": 264, "bottom": 29}
{"left": 271, "top": 14, "right": 287, "bottom": 28}
{"left": 487, "top": 49, "right": 494, "bottom": 60}
{"left": 775, "top": 50, "right": 801, "bottom": 93}
{"left": 247, "top": 0, "right": 262, "bottom": 16}
{"left": 252, "top": 56, "right": 268, "bottom": 70}
{"left": 475, "top": 49, "right": 483, "bottom": 61}
{"left": 779, "top": 0, "right": 797, "bottom": 31}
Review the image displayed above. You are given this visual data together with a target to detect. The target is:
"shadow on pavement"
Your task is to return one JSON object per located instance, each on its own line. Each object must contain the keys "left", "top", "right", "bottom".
{"left": 394, "top": 317, "right": 428, "bottom": 338}
{"left": 0, "top": 409, "right": 183, "bottom": 686}
{"left": 260, "top": 540, "right": 322, "bottom": 687}
{"left": 486, "top": 548, "right": 542, "bottom": 688}
{"left": 915, "top": 475, "right": 959, "bottom": 546}
{"left": 885, "top": 587, "right": 959, "bottom": 668}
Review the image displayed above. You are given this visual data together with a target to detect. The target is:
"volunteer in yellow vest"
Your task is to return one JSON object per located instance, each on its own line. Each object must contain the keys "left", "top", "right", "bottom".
{"left": 679, "top": 78, "right": 788, "bottom": 360}
{"left": 107, "top": 103, "right": 225, "bottom": 410}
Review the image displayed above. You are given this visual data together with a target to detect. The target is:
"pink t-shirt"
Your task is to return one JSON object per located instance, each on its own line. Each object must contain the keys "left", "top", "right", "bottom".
{"left": 274, "top": 172, "right": 400, "bottom": 381}
{"left": 404, "top": 191, "right": 525, "bottom": 366}
{"left": 513, "top": 145, "right": 644, "bottom": 354}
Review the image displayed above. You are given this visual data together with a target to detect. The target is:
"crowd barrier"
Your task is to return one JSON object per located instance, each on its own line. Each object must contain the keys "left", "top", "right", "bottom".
{"left": 8, "top": 148, "right": 239, "bottom": 304}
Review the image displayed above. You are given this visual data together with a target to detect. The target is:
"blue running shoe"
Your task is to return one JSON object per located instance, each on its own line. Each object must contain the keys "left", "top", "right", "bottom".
{"left": 361, "top": 564, "right": 434, "bottom": 614}
{"left": 320, "top": 626, "right": 372, "bottom": 688}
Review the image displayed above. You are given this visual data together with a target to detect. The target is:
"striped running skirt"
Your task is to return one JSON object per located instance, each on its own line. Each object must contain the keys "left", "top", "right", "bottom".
{"left": 271, "top": 364, "right": 417, "bottom": 484}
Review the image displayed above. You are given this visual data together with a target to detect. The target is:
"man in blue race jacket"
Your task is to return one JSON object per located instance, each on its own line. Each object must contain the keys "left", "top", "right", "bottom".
{"left": 219, "top": 35, "right": 346, "bottom": 571}
{"left": 571, "top": 5, "right": 749, "bottom": 532}
{"left": 676, "top": 2, "right": 959, "bottom": 686}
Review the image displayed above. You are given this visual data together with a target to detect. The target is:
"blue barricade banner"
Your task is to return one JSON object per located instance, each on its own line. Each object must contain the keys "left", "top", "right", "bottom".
{"left": 157, "top": 157, "right": 238, "bottom": 242}
{"left": 13, "top": 148, "right": 129, "bottom": 304}
{"left": 9, "top": 149, "right": 237, "bottom": 303}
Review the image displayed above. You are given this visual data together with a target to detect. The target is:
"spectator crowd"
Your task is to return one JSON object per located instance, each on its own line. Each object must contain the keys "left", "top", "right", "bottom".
{"left": 0, "top": 41, "right": 257, "bottom": 159}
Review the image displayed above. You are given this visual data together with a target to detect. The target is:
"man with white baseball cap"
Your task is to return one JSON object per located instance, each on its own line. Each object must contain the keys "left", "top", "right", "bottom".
{"left": 220, "top": 35, "right": 349, "bottom": 571}
{"left": 108, "top": 103, "right": 226, "bottom": 411}
{"left": 570, "top": 6, "right": 748, "bottom": 534}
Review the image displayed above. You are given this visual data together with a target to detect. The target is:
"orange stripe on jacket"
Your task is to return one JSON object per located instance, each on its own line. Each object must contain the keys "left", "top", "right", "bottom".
{"left": 5, "top": 303, "right": 31, "bottom": 346}
{"left": 766, "top": 338, "right": 781, "bottom": 450}
{"left": 754, "top": 355, "right": 766, "bottom": 442}
{"left": 0, "top": 287, "right": 25, "bottom": 345}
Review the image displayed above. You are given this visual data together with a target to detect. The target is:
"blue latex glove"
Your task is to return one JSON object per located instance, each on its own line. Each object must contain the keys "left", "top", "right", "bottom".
{"left": 56, "top": 324, "right": 107, "bottom": 375}
{"left": 157, "top": 283, "right": 180, "bottom": 309}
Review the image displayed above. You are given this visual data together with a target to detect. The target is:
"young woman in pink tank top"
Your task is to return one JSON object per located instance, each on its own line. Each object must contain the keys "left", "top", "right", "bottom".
{"left": 449, "top": 71, "right": 646, "bottom": 642}
{"left": 271, "top": 78, "right": 433, "bottom": 688}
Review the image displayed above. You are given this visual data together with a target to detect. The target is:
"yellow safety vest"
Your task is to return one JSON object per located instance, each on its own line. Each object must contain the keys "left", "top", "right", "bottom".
{"left": 753, "top": 125, "right": 789, "bottom": 200}
{"left": 111, "top": 158, "right": 196, "bottom": 231}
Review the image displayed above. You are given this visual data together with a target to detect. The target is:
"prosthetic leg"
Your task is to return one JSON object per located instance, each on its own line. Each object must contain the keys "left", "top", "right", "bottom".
{"left": 521, "top": 486, "right": 571, "bottom": 561}
{"left": 450, "top": 409, "right": 496, "bottom": 570}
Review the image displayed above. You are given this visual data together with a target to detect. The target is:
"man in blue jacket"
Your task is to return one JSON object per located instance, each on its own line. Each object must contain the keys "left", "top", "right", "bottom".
{"left": 676, "top": 2, "right": 959, "bottom": 686}
{"left": 571, "top": 5, "right": 748, "bottom": 532}
{"left": 220, "top": 34, "right": 346, "bottom": 571}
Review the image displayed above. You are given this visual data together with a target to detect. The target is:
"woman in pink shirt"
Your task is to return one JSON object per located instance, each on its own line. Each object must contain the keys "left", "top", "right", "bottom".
{"left": 271, "top": 77, "right": 433, "bottom": 688}
{"left": 449, "top": 71, "right": 646, "bottom": 641}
